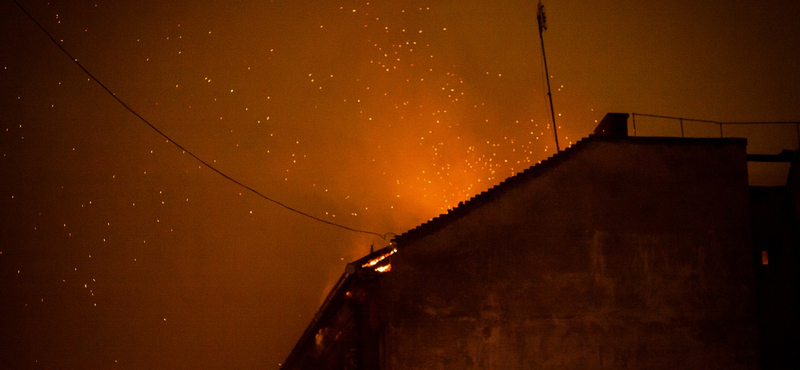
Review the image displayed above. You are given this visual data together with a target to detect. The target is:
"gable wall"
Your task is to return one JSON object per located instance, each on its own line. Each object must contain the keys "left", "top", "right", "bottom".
{"left": 379, "top": 139, "right": 758, "bottom": 370}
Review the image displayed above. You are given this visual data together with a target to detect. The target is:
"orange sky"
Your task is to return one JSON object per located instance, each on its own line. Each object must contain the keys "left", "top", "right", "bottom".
{"left": 1, "top": 0, "right": 799, "bottom": 368}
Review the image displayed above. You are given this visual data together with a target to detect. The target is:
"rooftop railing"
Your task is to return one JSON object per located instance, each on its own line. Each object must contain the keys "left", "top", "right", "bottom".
{"left": 630, "top": 113, "right": 800, "bottom": 153}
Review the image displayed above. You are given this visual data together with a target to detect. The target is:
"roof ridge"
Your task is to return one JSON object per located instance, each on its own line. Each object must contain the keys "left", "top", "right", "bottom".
{"left": 395, "top": 135, "right": 599, "bottom": 245}
{"left": 394, "top": 133, "right": 751, "bottom": 246}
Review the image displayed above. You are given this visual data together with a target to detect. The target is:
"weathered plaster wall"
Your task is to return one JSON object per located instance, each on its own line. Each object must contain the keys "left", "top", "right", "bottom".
{"left": 380, "top": 138, "right": 758, "bottom": 369}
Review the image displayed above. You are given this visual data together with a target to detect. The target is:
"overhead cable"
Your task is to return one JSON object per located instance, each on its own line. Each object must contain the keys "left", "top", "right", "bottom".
{"left": 12, "top": 0, "right": 391, "bottom": 240}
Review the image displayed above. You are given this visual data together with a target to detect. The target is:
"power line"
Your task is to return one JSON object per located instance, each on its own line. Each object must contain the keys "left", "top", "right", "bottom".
{"left": 12, "top": 0, "right": 391, "bottom": 240}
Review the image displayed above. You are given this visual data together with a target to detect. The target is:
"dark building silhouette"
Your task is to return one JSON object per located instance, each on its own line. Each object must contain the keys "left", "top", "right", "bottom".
{"left": 282, "top": 114, "right": 799, "bottom": 370}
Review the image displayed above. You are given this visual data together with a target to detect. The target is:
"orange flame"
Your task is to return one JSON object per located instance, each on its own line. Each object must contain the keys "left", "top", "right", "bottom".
{"left": 361, "top": 248, "right": 397, "bottom": 268}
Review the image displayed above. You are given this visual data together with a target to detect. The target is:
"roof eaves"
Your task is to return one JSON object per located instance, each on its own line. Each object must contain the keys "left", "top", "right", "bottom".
{"left": 281, "top": 244, "right": 399, "bottom": 368}
{"left": 281, "top": 268, "right": 356, "bottom": 368}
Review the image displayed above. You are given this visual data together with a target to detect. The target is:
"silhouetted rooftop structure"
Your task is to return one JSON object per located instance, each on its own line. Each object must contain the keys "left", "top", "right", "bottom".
{"left": 282, "top": 113, "right": 799, "bottom": 370}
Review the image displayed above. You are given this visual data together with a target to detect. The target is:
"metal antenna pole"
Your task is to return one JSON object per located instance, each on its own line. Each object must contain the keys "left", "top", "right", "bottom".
{"left": 537, "top": 1, "right": 560, "bottom": 152}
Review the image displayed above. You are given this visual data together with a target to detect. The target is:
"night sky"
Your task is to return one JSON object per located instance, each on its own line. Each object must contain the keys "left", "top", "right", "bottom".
{"left": 2, "top": 0, "right": 799, "bottom": 369}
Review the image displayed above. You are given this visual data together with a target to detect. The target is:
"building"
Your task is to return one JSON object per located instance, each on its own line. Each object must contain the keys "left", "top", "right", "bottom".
{"left": 282, "top": 113, "right": 799, "bottom": 370}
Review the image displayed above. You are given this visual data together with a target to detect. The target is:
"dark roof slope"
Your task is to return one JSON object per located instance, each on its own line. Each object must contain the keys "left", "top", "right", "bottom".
{"left": 281, "top": 244, "right": 396, "bottom": 368}
{"left": 395, "top": 134, "right": 747, "bottom": 246}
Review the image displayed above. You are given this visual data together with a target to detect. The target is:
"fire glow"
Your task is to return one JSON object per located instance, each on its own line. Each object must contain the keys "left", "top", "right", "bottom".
{"left": 362, "top": 248, "right": 398, "bottom": 272}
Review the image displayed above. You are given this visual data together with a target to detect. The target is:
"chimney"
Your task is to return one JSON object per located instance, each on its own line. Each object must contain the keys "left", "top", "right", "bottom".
{"left": 593, "top": 113, "right": 629, "bottom": 137}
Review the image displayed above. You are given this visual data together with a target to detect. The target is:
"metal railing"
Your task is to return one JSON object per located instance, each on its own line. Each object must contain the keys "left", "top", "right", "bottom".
{"left": 631, "top": 113, "right": 800, "bottom": 148}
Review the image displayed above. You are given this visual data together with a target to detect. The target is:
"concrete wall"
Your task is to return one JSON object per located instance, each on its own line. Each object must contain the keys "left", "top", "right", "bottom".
{"left": 379, "top": 138, "right": 758, "bottom": 369}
